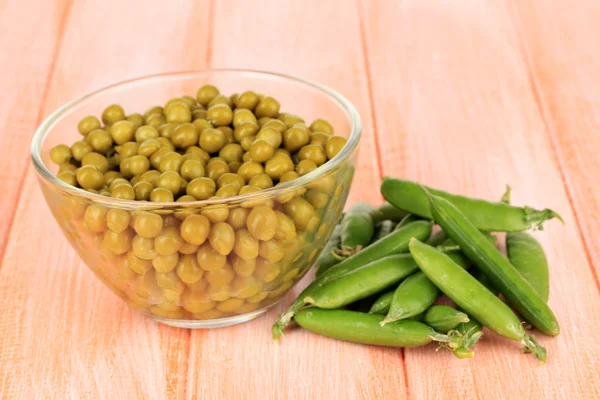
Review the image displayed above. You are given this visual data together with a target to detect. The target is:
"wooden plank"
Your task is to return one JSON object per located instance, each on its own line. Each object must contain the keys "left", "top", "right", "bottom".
{"left": 360, "top": 0, "right": 600, "bottom": 399}
{"left": 509, "top": 0, "right": 600, "bottom": 284}
{"left": 0, "top": 0, "right": 212, "bottom": 397}
{"left": 0, "top": 0, "right": 68, "bottom": 256}
{"left": 186, "top": 1, "right": 394, "bottom": 399}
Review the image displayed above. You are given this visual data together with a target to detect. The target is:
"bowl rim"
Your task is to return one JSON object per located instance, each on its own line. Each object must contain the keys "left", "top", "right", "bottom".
{"left": 30, "top": 68, "right": 362, "bottom": 208}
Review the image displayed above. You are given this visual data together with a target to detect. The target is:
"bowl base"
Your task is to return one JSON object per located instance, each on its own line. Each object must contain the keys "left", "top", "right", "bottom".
{"left": 148, "top": 303, "right": 278, "bottom": 329}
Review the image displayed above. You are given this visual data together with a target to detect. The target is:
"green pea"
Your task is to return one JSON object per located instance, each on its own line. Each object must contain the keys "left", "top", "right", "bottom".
{"left": 381, "top": 178, "right": 563, "bottom": 231}
{"left": 408, "top": 238, "right": 547, "bottom": 363}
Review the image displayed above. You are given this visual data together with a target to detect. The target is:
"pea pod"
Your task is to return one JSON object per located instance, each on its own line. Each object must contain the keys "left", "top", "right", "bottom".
{"left": 371, "top": 220, "right": 395, "bottom": 243}
{"left": 272, "top": 220, "right": 433, "bottom": 339}
{"left": 305, "top": 254, "right": 419, "bottom": 309}
{"left": 380, "top": 272, "right": 439, "bottom": 325}
{"left": 409, "top": 239, "right": 547, "bottom": 362}
{"left": 314, "top": 225, "right": 342, "bottom": 278}
{"left": 394, "top": 214, "right": 421, "bottom": 231}
{"left": 507, "top": 232, "right": 550, "bottom": 302}
{"left": 337, "top": 202, "right": 376, "bottom": 256}
{"left": 369, "top": 249, "right": 469, "bottom": 316}
{"left": 294, "top": 309, "right": 462, "bottom": 350}
{"left": 381, "top": 178, "right": 563, "bottom": 231}
{"left": 422, "top": 305, "right": 469, "bottom": 333}
{"left": 372, "top": 201, "right": 408, "bottom": 223}
{"left": 424, "top": 189, "right": 559, "bottom": 336}
{"left": 369, "top": 290, "right": 395, "bottom": 314}
{"left": 501, "top": 184, "right": 549, "bottom": 302}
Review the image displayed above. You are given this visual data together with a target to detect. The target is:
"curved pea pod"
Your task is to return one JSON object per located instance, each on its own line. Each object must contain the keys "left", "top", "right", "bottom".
{"left": 424, "top": 189, "right": 559, "bottom": 336}
{"left": 370, "top": 220, "right": 395, "bottom": 244}
{"left": 337, "top": 202, "right": 376, "bottom": 256}
{"left": 369, "top": 249, "right": 468, "bottom": 317}
{"left": 380, "top": 272, "right": 440, "bottom": 326}
{"left": 422, "top": 305, "right": 469, "bottom": 333}
{"left": 304, "top": 254, "right": 419, "bottom": 309}
{"left": 381, "top": 178, "right": 563, "bottom": 231}
{"left": 369, "top": 290, "right": 394, "bottom": 315}
{"left": 507, "top": 232, "right": 549, "bottom": 302}
{"left": 314, "top": 225, "right": 342, "bottom": 278}
{"left": 272, "top": 220, "right": 433, "bottom": 340}
{"left": 372, "top": 201, "right": 408, "bottom": 223}
{"left": 294, "top": 309, "right": 463, "bottom": 350}
{"left": 409, "top": 239, "right": 547, "bottom": 363}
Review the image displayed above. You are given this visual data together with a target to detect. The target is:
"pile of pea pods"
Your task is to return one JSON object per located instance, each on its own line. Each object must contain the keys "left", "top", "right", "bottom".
{"left": 272, "top": 178, "right": 563, "bottom": 363}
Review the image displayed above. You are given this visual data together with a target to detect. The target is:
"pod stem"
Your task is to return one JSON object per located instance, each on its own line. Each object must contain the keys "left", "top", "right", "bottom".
{"left": 333, "top": 246, "right": 362, "bottom": 258}
{"left": 432, "top": 331, "right": 463, "bottom": 351}
{"left": 453, "top": 347, "right": 475, "bottom": 359}
{"left": 501, "top": 184, "right": 512, "bottom": 204}
{"left": 521, "top": 333, "right": 547, "bottom": 364}
{"left": 524, "top": 206, "right": 565, "bottom": 230}
{"left": 436, "top": 244, "right": 461, "bottom": 252}
{"left": 272, "top": 300, "right": 307, "bottom": 341}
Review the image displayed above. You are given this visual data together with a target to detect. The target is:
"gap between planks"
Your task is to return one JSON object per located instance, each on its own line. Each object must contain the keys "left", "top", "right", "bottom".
{"left": 506, "top": 0, "right": 600, "bottom": 294}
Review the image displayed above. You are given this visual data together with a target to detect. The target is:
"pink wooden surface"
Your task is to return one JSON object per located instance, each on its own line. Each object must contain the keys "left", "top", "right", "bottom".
{"left": 1, "top": 0, "right": 599, "bottom": 398}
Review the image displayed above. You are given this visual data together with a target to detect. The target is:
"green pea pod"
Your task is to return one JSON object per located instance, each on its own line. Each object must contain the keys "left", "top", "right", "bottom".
{"left": 314, "top": 225, "right": 342, "bottom": 278}
{"left": 474, "top": 269, "right": 498, "bottom": 294}
{"left": 272, "top": 220, "right": 433, "bottom": 340}
{"left": 338, "top": 202, "right": 376, "bottom": 256}
{"left": 369, "top": 290, "right": 395, "bottom": 314}
{"left": 394, "top": 214, "right": 421, "bottom": 231}
{"left": 371, "top": 220, "right": 395, "bottom": 244}
{"left": 423, "top": 188, "right": 559, "bottom": 336}
{"left": 294, "top": 309, "right": 463, "bottom": 350}
{"left": 372, "top": 201, "right": 408, "bottom": 223}
{"left": 380, "top": 272, "right": 440, "bottom": 326}
{"left": 506, "top": 232, "right": 550, "bottom": 302}
{"left": 369, "top": 250, "right": 469, "bottom": 316}
{"left": 422, "top": 305, "right": 469, "bottom": 333}
{"left": 409, "top": 238, "right": 547, "bottom": 363}
{"left": 381, "top": 178, "right": 563, "bottom": 231}
{"left": 304, "top": 254, "right": 419, "bottom": 309}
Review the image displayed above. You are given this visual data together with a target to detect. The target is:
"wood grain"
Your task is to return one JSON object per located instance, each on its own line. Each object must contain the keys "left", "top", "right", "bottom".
{"left": 0, "top": 0, "right": 69, "bottom": 256}
{"left": 0, "top": 0, "right": 212, "bottom": 397}
{"left": 361, "top": 0, "right": 600, "bottom": 399}
{"left": 509, "top": 0, "right": 600, "bottom": 284}
{"left": 186, "top": 1, "right": 392, "bottom": 399}
{"left": 1, "top": 0, "right": 600, "bottom": 398}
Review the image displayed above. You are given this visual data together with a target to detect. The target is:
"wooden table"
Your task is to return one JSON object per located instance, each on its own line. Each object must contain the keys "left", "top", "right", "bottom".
{"left": 1, "top": 0, "right": 599, "bottom": 398}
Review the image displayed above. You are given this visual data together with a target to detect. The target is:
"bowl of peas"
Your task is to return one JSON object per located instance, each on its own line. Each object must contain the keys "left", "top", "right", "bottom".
{"left": 30, "top": 69, "right": 361, "bottom": 328}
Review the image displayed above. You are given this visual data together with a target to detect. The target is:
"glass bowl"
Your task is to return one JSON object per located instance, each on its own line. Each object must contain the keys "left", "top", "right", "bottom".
{"left": 30, "top": 69, "right": 361, "bottom": 328}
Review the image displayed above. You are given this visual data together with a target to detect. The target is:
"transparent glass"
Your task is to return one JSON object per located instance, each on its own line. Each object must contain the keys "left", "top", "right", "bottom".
{"left": 31, "top": 70, "right": 361, "bottom": 328}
